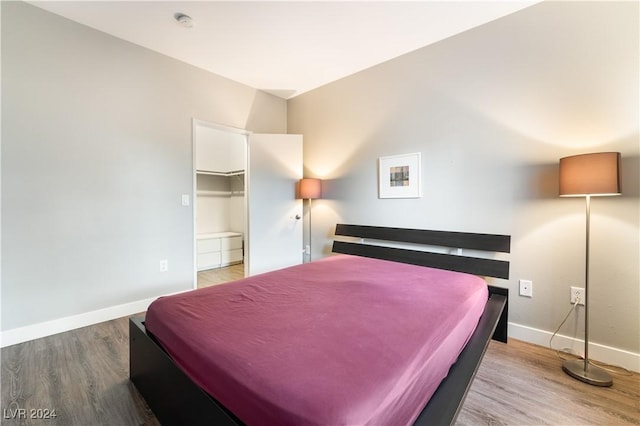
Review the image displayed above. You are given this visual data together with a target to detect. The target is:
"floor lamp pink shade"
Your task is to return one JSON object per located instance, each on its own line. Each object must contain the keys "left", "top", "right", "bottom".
{"left": 560, "top": 152, "right": 622, "bottom": 197}
{"left": 559, "top": 152, "right": 621, "bottom": 387}
{"left": 299, "top": 178, "right": 322, "bottom": 199}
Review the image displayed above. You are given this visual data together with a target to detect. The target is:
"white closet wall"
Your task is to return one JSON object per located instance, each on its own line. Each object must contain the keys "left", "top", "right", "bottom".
{"left": 196, "top": 126, "right": 245, "bottom": 174}
{"left": 228, "top": 175, "right": 245, "bottom": 233}
{"left": 195, "top": 123, "right": 246, "bottom": 235}
{"left": 196, "top": 174, "right": 244, "bottom": 234}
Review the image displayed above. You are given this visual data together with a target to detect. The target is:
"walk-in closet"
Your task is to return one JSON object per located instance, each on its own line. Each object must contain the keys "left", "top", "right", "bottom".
{"left": 195, "top": 123, "right": 246, "bottom": 276}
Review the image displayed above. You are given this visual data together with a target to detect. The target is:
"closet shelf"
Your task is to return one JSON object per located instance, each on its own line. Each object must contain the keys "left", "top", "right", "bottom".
{"left": 197, "top": 190, "right": 245, "bottom": 197}
{"left": 196, "top": 170, "right": 244, "bottom": 177}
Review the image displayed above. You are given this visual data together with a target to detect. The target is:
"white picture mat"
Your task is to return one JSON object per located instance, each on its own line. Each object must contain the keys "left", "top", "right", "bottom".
{"left": 378, "top": 152, "right": 422, "bottom": 198}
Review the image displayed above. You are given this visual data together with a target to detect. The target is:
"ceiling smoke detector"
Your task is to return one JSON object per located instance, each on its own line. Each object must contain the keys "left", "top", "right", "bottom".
{"left": 175, "top": 13, "right": 193, "bottom": 28}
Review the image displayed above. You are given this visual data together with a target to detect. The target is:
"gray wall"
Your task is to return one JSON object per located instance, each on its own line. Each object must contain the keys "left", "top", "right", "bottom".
{"left": 1, "top": 2, "right": 286, "bottom": 331}
{"left": 288, "top": 1, "right": 639, "bottom": 354}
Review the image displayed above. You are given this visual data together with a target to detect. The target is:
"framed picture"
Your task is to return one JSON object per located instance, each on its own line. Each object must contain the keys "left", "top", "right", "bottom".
{"left": 378, "top": 152, "right": 422, "bottom": 198}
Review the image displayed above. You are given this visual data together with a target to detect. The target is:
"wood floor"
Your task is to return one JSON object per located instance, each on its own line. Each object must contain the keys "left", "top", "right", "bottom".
{"left": 457, "top": 342, "right": 639, "bottom": 425}
{"left": 1, "top": 315, "right": 158, "bottom": 426}
{"left": 2, "top": 317, "right": 638, "bottom": 426}
{"left": 197, "top": 263, "right": 245, "bottom": 288}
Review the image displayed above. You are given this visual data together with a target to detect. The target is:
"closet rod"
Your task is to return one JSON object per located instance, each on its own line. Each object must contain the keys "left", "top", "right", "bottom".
{"left": 196, "top": 170, "right": 245, "bottom": 177}
{"left": 197, "top": 190, "right": 245, "bottom": 197}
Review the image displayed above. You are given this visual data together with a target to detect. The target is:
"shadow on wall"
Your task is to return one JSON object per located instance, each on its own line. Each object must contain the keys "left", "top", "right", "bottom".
{"left": 519, "top": 162, "right": 560, "bottom": 201}
{"left": 621, "top": 154, "right": 639, "bottom": 198}
{"left": 243, "top": 90, "right": 287, "bottom": 133}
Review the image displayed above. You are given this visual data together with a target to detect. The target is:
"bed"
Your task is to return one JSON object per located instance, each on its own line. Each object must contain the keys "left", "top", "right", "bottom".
{"left": 130, "top": 224, "right": 510, "bottom": 425}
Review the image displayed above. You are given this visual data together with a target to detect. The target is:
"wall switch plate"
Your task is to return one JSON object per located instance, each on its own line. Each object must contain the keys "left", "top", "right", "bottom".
{"left": 519, "top": 279, "right": 533, "bottom": 297}
{"left": 570, "top": 286, "right": 585, "bottom": 305}
{"left": 159, "top": 259, "right": 168, "bottom": 272}
{"left": 181, "top": 194, "right": 190, "bottom": 206}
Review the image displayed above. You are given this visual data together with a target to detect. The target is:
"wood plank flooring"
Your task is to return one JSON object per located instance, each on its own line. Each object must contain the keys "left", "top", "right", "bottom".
{"left": 197, "top": 263, "right": 245, "bottom": 288}
{"left": 1, "top": 315, "right": 158, "bottom": 426}
{"left": 2, "top": 316, "right": 638, "bottom": 425}
{"left": 457, "top": 340, "right": 639, "bottom": 425}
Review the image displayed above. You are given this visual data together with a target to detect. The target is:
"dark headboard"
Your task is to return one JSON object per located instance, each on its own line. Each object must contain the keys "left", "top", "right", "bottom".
{"left": 332, "top": 224, "right": 511, "bottom": 280}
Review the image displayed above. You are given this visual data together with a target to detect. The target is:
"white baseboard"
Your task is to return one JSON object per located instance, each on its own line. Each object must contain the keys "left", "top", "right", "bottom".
{"left": 0, "top": 297, "right": 157, "bottom": 348}
{"left": 509, "top": 321, "right": 640, "bottom": 373}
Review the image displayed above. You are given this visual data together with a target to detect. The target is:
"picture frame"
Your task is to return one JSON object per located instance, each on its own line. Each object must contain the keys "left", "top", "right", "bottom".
{"left": 378, "top": 152, "right": 422, "bottom": 198}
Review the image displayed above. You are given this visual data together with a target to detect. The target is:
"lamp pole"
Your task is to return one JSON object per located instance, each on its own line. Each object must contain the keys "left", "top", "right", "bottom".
{"left": 584, "top": 194, "right": 591, "bottom": 371}
{"left": 561, "top": 194, "right": 612, "bottom": 386}
{"left": 308, "top": 198, "right": 313, "bottom": 261}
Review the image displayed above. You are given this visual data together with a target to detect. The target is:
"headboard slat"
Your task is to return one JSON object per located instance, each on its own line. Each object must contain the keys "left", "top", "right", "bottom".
{"left": 335, "top": 224, "right": 511, "bottom": 253}
{"left": 332, "top": 241, "right": 510, "bottom": 280}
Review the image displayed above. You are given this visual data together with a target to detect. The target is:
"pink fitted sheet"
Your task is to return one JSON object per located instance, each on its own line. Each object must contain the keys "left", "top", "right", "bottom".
{"left": 145, "top": 254, "right": 488, "bottom": 425}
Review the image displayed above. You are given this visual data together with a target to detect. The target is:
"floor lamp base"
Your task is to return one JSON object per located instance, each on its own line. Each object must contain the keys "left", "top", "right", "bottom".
{"left": 562, "top": 359, "right": 613, "bottom": 387}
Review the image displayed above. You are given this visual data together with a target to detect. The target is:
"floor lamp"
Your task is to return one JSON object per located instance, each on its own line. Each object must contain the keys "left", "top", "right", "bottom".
{"left": 299, "top": 178, "right": 322, "bottom": 261}
{"left": 559, "top": 152, "right": 621, "bottom": 387}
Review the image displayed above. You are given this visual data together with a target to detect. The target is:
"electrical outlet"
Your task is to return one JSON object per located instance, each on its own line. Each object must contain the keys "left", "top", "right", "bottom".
{"left": 519, "top": 279, "right": 533, "bottom": 297}
{"left": 570, "top": 286, "right": 585, "bottom": 305}
{"left": 159, "top": 259, "right": 169, "bottom": 272}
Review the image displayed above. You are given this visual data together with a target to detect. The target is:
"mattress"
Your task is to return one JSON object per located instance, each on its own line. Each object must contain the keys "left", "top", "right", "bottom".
{"left": 145, "top": 254, "right": 489, "bottom": 425}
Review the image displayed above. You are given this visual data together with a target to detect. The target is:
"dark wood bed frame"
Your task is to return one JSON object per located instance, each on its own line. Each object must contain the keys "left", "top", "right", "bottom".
{"left": 130, "top": 224, "right": 510, "bottom": 425}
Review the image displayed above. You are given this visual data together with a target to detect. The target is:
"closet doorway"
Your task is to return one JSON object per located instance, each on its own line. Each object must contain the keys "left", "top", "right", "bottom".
{"left": 192, "top": 120, "right": 304, "bottom": 289}
{"left": 193, "top": 121, "right": 248, "bottom": 288}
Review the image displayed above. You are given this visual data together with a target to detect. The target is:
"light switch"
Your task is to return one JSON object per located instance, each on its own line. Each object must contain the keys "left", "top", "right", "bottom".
{"left": 181, "top": 194, "right": 190, "bottom": 206}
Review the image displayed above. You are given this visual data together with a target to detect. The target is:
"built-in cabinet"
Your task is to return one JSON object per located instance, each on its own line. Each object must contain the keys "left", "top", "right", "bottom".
{"left": 197, "top": 232, "right": 243, "bottom": 271}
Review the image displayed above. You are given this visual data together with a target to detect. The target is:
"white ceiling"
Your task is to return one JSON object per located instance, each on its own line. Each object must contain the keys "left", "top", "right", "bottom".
{"left": 30, "top": 1, "right": 538, "bottom": 99}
